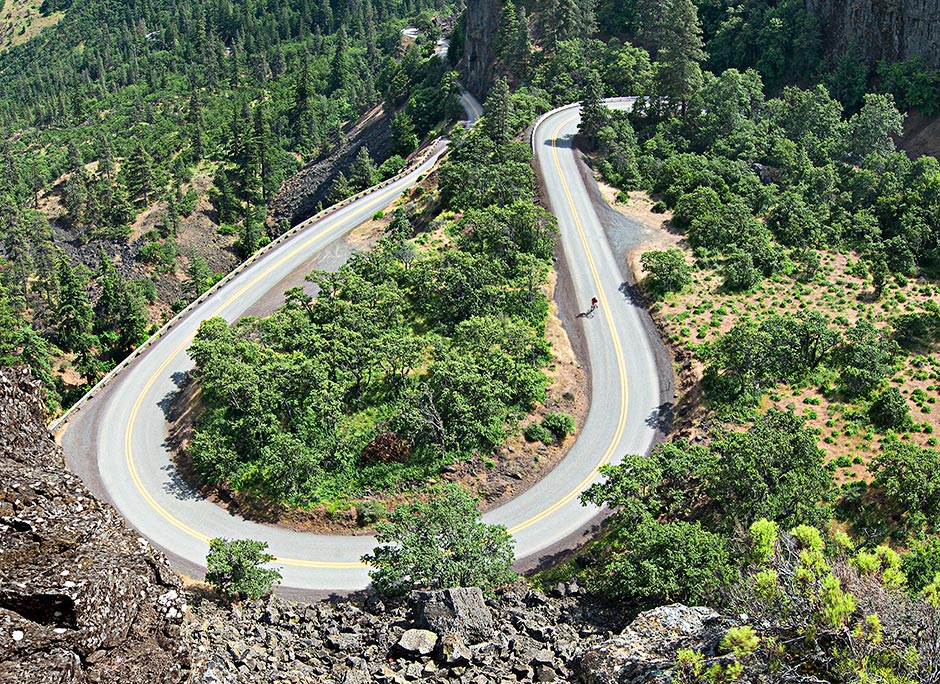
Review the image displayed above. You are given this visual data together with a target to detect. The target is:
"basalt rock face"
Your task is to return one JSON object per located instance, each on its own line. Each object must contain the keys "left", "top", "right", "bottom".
{"left": 807, "top": 0, "right": 940, "bottom": 66}
{"left": 268, "top": 106, "right": 392, "bottom": 233}
{"left": 461, "top": 0, "right": 501, "bottom": 100}
{"left": 0, "top": 367, "right": 189, "bottom": 684}
{"left": 574, "top": 605, "right": 729, "bottom": 684}
{"left": 186, "top": 582, "right": 637, "bottom": 683}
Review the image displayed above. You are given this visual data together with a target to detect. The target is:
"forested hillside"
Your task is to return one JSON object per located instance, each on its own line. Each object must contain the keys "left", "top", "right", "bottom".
{"left": 0, "top": 0, "right": 461, "bottom": 411}
{"left": 463, "top": 0, "right": 940, "bottom": 676}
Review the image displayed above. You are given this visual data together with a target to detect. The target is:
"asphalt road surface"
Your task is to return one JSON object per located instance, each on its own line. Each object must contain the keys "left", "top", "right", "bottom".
{"left": 58, "top": 99, "right": 662, "bottom": 592}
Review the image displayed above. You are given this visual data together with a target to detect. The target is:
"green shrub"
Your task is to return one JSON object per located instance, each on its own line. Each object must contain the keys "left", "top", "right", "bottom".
{"left": 524, "top": 422, "right": 553, "bottom": 443}
{"left": 356, "top": 500, "right": 387, "bottom": 527}
{"left": 542, "top": 412, "right": 576, "bottom": 440}
{"left": 362, "top": 484, "right": 515, "bottom": 595}
{"left": 205, "top": 538, "right": 281, "bottom": 600}
{"left": 869, "top": 386, "right": 911, "bottom": 431}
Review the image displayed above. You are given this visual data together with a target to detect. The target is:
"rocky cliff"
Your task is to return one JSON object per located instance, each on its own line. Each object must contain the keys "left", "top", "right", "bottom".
{"left": 0, "top": 367, "right": 189, "bottom": 684}
{"left": 461, "top": 0, "right": 501, "bottom": 100}
{"left": 807, "top": 0, "right": 940, "bottom": 66}
{"left": 268, "top": 106, "right": 392, "bottom": 232}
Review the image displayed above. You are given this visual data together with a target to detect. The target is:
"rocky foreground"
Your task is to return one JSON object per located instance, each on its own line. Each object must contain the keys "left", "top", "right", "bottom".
{"left": 0, "top": 367, "right": 731, "bottom": 683}
{"left": 188, "top": 587, "right": 727, "bottom": 684}
{"left": 0, "top": 367, "right": 188, "bottom": 683}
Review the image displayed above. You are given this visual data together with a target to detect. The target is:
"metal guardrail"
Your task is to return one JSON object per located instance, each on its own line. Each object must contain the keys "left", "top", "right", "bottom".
{"left": 48, "top": 138, "right": 449, "bottom": 433}
{"left": 529, "top": 97, "right": 637, "bottom": 154}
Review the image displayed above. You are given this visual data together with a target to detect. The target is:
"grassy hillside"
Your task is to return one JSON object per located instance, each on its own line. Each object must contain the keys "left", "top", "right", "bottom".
{"left": 0, "top": 0, "right": 61, "bottom": 52}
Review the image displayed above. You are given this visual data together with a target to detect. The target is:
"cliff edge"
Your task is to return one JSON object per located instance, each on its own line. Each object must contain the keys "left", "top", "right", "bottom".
{"left": 0, "top": 367, "right": 189, "bottom": 684}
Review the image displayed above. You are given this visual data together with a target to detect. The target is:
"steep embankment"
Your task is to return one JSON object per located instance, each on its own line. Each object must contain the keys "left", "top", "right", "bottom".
{"left": 460, "top": 0, "right": 501, "bottom": 100}
{"left": 268, "top": 106, "right": 393, "bottom": 232}
{"left": 807, "top": 0, "right": 940, "bottom": 66}
{"left": 0, "top": 367, "right": 189, "bottom": 684}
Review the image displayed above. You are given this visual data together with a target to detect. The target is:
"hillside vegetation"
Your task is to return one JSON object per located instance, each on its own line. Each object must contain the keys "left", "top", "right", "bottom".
{"left": 0, "top": 0, "right": 461, "bottom": 411}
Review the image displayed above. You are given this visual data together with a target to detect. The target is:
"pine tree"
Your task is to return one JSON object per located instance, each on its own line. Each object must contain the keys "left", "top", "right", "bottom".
{"left": 391, "top": 112, "right": 419, "bottom": 156}
{"left": 228, "top": 100, "right": 259, "bottom": 203}
{"left": 123, "top": 145, "right": 156, "bottom": 205}
{"left": 115, "top": 285, "right": 149, "bottom": 352}
{"left": 350, "top": 146, "right": 377, "bottom": 191}
{"left": 55, "top": 257, "right": 93, "bottom": 352}
{"left": 497, "top": 1, "right": 520, "bottom": 61}
{"left": 579, "top": 71, "right": 608, "bottom": 148}
{"left": 253, "top": 102, "right": 278, "bottom": 200}
{"left": 185, "top": 250, "right": 212, "bottom": 298}
{"left": 329, "top": 171, "right": 354, "bottom": 204}
{"left": 213, "top": 169, "right": 239, "bottom": 224}
{"left": 644, "top": 0, "right": 707, "bottom": 117}
{"left": 510, "top": 5, "right": 532, "bottom": 79}
{"left": 483, "top": 78, "right": 513, "bottom": 149}
{"left": 95, "top": 249, "right": 122, "bottom": 334}
{"left": 238, "top": 213, "right": 262, "bottom": 258}
{"left": 329, "top": 28, "right": 351, "bottom": 94}
{"left": 0, "top": 280, "right": 18, "bottom": 365}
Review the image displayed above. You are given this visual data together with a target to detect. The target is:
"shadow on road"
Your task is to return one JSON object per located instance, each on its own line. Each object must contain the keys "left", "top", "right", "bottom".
{"left": 158, "top": 370, "right": 204, "bottom": 502}
{"left": 161, "top": 462, "right": 201, "bottom": 502}
{"left": 617, "top": 281, "right": 644, "bottom": 307}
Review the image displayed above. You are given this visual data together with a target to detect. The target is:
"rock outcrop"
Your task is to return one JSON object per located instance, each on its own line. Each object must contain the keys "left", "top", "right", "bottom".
{"left": 0, "top": 367, "right": 189, "bottom": 684}
{"left": 268, "top": 106, "right": 392, "bottom": 232}
{"left": 807, "top": 0, "right": 940, "bottom": 66}
{"left": 461, "top": 0, "right": 501, "bottom": 100}
{"left": 574, "top": 605, "right": 728, "bottom": 684}
{"left": 186, "top": 582, "right": 632, "bottom": 683}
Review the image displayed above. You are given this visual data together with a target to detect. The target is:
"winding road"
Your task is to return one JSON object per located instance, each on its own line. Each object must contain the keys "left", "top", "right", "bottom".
{"left": 57, "top": 99, "right": 665, "bottom": 593}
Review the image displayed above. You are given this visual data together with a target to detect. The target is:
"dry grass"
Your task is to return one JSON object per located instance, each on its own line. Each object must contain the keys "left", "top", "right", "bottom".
{"left": 651, "top": 245, "right": 940, "bottom": 482}
{"left": 0, "top": 0, "right": 62, "bottom": 52}
{"left": 592, "top": 180, "right": 940, "bottom": 484}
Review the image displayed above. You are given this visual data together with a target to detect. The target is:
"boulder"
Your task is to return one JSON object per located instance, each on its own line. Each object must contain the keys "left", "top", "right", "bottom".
{"left": 438, "top": 633, "right": 472, "bottom": 667}
{"left": 410, "top": 588, "right": 494, "bottom": 644}
{"left": 573, "top": 604, "right": 724, "bottom": 684}
{"left": 397, "top": 629, "right": 438, "bottom": 657}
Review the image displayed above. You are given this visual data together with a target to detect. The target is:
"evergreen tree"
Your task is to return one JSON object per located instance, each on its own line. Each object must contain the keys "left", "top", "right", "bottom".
{"left": 238, "top": 213, "right": 262, "bottom": 259}
{"left": 329, "top": 28, "right": 352, "bottom": 94}
{"left": 185, "top": 250, "right": 212, "bottom": 298}
{"left": 123, "top": 145, "right": 156, "bottom": 205}
{"left": 95, "top": 249, "right": 122, "bottom": 335}
{"left": 390, "top": 112, "right": 419, "bottom": 156}
{"left": 55, "top": 257, "right": 93, "bottom": 352}
{"left": 213, "top": 169, "right": 239, "bottom": 224}
{"left": 329, "top": 171, "right": 354, "bottom": 204}
{"left": 253, "top": 102, "right": 279, "bottom": 201}
{"left": 0, "top": 280, "right": 19, "bottom": 365}
{"left": 483, "top": 78, "right": 513, "bottom": 150}
{"left": 644, "top": 0, "right": 707, "bottom": 117}
{"left": 510, "top": 5, "right": 532, "bottom": 79}
{"left": 350, "top": 145, "right": 376, "bottom": 191}
{"left": 579, "top": 71, "right": 608, "bottom": 149}
{"left": 95, "top": 250, "right": 148, "bottom": 353}
{"left": 497, "top": 1, "right": 520, "bottom": 62}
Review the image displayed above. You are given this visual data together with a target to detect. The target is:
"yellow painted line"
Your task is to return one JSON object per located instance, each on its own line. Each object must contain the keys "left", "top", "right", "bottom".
{"left": 507, "top": 113, "right": 630, "bottom": 534}
{"left": 124, "top": 110, "right": 630, "bottom": 574}
{"left": 125, "top": 185, "right": 404, "bottom": 569}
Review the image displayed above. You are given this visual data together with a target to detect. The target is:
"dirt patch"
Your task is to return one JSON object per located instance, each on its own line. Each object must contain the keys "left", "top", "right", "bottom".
{"left": 899, "top": 108, "right": 940, "bottom": 160}
{"left": 595, "top": 181, "right": 682, "bottom": 277}
{"left": 641, "top": 232, "right": 940, "bottom": 476}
